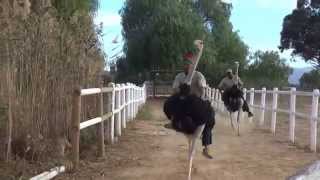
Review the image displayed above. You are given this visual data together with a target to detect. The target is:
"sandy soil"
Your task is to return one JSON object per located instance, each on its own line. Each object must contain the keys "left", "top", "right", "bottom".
{"left": 55, "top": 98, "right": 320, "bottom": 180}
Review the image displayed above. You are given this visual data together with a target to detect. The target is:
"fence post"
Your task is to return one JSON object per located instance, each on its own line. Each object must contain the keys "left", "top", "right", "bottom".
{"left": 106, "top": 83, "right": 115, "bottom": 144}
{"left": 215, "top": 89, "right": 219, "bottom": 109}
{"left": 106, "top": 83, "right": 114, "bottom": 144}
{"left": 71, "top": 88, "right": 81, "bottom": 169}
{"left": 143, "top": 83, "right": 147, "bottom": 103}
{"left": 127, "top": 83, "right": 131, "bottom": 121}
{"left": 97, "top": 83, "right": 105, "bottom": 157}
{"left": 212, "top": 89, "right": 216, "bottom": 107}
{"left": 310, "top": 89, "right": 319, "bottom": 152}
{"left": 131, "top": 84, "right": 134, "bottom": 120}
{"left": 249, "top": 88, "right": 254, "bottom": 122}
{"left": 139, "top": 87, "right": 142, "bottom": 109}
{"left": 260, "top": 87, "right": 266, "bottom": 126}
{"left": 115, "top": 84, "right": 121, "bottom": 137}
{"left": 211, "top": 88, "right": 214, "bottom": 103}
{"left": 135, "top": 87, "right": 137, "bottom": 117}
{"left": 121, "top": 84, "right": 126, "bottom": 129}
{"left": 271, "top": 87, "right": 278, "bottom": 135}
{"left": 144, "top": 82, "right": 147, "bottom": 103}
{"left": 243, "top": 88, "right": 247, "bottom": 101}
{"left": 217, "top": 91, "right": 220, "bottom": 111}
{"left": 131, "top": 85, "right": 134, "bottom": 119}
{"left": 218, "top": 92, "right": 223, "bottom": 112}
{"left": 249, "top": 88, "right": 254, "bottom": 107}
{"left": 289, "top": 87, "right": 296, "bottom": 143}
{"left": 125, "top": 83, "right": 129, "bottom": 122}
{"left": 134, "top": 87, "right": 137, "bottom": 117}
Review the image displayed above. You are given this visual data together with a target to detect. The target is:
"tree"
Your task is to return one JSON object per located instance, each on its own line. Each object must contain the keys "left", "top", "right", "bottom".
{"left": 279, "top": 0, "right": 320, "bottom": 68}
{"left": 119, "top": 0, "right": 249, "bottom": 84}
{"left": 51, "top": 0, "right": 100, "bottom": 17}
{"left": 243, "top": 51, "right": 292, "bottom": 88}
{"left": 300, "top": 69, "right": 320, "bottom": 90}
{"left": 120, "top": 0, "right": 205, "bottom": 73}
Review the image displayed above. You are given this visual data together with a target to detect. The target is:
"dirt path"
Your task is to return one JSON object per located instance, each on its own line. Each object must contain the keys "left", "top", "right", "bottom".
{"left": 58, "top": 99, "right": 320, "bottom": 180}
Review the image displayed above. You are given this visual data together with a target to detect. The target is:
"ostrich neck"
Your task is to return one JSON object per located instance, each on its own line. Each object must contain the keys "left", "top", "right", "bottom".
{"left": 184, "top": 48, "right": 203, "bottom": 85}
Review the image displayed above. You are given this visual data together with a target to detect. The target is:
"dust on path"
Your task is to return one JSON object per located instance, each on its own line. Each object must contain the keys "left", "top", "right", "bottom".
{"left": 58, "top": 99, "right": 320, "bottom": 180}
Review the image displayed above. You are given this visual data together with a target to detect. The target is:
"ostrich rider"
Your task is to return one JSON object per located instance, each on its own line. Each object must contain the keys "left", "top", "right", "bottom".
{"left": 171, "top": 52, "right": 215, "bottom": 159}
{"left": 218, "top": 69, "right": 253, "bottom": 117}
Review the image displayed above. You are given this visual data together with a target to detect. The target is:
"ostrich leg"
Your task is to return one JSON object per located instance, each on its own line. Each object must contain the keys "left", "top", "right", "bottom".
{"left": 187, "top": 125, "right": 205, "bottom": 180}
{"left": 188, "top": 137, "right": 192, "bottom": 156}
{"left": 229, "top": 112, "right": 235, "bottom": 130}
{"left": 188, "top": 136, "right": 197, "bottom": 180}
{"left": 236, "top": 110, "right": 241, "bottom": 136}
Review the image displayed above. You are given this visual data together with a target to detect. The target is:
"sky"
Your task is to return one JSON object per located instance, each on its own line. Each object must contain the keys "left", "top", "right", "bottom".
{"left": 94, "top": 0, "right": 125, "bottom": 64}
{"left": 95, "top": 0, "right": 312, "bottom": 68}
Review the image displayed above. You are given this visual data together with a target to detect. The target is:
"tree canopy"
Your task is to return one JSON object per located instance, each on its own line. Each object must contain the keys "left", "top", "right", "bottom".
{"left": 243, "top": 51, "right": 292, "bottom": 88}
{"left": 279, "top": 0, "right": 320, "bottom": 68}
{"left": 118, "top": 0, "right": 248, "bottom": 85}
{"left": 300, "top": 69, "right": 320, "bottom": 90}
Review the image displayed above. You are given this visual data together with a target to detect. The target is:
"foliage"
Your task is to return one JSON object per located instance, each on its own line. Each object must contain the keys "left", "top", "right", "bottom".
{"left": 243, "top": 51, "right": 293, "bottom": 88}
{"left": 120, "top": 0, "right": 204, "bottom": 73}
{"left": 51, "top": 0, "right": 100, "bottom": 17}
{"left": 279, "top": 0, "right": 320, "bottom": 68}
{"left": 300, "top": 69, "right": 320, "bottom": 90}
{"left": 119, "top": 0, "right": 248, "bottom": 85}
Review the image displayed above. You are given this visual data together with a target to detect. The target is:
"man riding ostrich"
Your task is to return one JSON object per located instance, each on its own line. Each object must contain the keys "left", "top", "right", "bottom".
{"left": 218, "top": 68, "right": 253, "bottom": 117}
{"left": 163, "top": 40, "right": 215, "bottom": 180}
{"left": 218, "top": 67, "right": 253, "bottom": 135}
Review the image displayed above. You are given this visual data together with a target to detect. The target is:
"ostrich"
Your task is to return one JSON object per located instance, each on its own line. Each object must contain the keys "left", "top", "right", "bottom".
{"left": 222, "top": 62, "right": 252, "bottom": 136}
{"left": 226, "top": 62, "right": 242, "bottom": 136}
{"left": 163, "top": 40, "right": 215, "bottom": 180}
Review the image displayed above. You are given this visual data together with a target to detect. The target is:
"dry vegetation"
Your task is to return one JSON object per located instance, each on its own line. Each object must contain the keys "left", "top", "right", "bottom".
{"left": 0, "top": 0, "right": 105, "bottom": 168}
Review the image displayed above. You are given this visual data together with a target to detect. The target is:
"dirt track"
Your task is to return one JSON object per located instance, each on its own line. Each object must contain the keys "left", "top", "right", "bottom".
{"left": 58, "top": 99, "right": 320, "bottom": 180}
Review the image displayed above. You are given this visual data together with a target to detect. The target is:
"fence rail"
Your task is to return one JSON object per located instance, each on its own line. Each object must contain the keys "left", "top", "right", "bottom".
{"left": 30, "top": 82, "right": 147, "bottom": 180}
{"left": 205, "top": 86, "right": 320, "bottom": 152}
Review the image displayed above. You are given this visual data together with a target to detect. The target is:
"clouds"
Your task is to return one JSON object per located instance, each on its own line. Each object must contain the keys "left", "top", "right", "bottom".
{"left": 94, "top": 13, "right": 122, "bottom": 27}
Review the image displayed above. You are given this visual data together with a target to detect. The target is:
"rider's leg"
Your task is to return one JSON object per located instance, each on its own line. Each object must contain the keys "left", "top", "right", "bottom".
{"left": 241, "top": 97, "right": 253, "bottom": 117}
{"left": 201, "top": 117, "right": 215, "bottom": 159}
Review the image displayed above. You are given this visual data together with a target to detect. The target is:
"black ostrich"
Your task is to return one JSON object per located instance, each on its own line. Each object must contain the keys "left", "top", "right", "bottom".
{"left": 162, "top": 39, "right": 215, "bottom": 180}
{"left": 222, "top": 84, "right": 244, "bottom": 135}
{"left": 222, "top": 61, "right": 252, "bottom": 136}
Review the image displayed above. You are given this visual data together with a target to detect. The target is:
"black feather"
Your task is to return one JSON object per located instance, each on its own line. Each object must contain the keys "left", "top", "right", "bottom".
{"left": 223, "top": 85, "right": 243, "bottom": 112}
{"left": 163, "top": 84, "right": 215, "bottom": 134}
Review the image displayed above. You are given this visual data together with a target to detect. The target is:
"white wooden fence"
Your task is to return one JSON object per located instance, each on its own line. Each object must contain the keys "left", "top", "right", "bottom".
{"left": 30, "top": 82, "right": 147, "bottom": 180}
{"left": 29, "top": 84, "right": 320, "bottom": 179}
{"left": 205, "top": 86, "right": 320, "bottom": 152}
